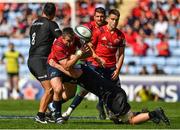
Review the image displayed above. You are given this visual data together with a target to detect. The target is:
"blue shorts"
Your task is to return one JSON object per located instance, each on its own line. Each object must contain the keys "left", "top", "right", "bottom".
{"left": 47, "top": 64, "right": 76, "bottom": 83}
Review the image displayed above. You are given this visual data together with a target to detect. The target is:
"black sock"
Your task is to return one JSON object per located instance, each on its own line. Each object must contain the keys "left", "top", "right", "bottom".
{"left": 61, "top": 99, "right": 67, "bottom": 104}
{"left": 52, "top": 99, "right": 66, "bottom": 108}
{"left": 53, "top": 100, "right": 62, "bottom": 118}
{"left": 37, "top": 112, "right": 45, "bottom": 119}
{"left": 133, "top": 112, "right": 141, "bottom": 116}
{"left": 98, "top": 98, "right": 104, "bottom": 108}
{"left": 149, "top": 111, "right": 156, "bottom": 119}
{"left": 70, "top": 95, "right": 84, "bottom": 109}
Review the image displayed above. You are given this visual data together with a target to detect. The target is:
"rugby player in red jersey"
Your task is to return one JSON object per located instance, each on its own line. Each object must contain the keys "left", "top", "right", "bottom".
{"left": 62, "top": 8, "right": 126, "bottom": 121}
{"left": 47, "top": 27, "right": 91, "bottom": 123}
{"left": 62, "top": 7, "right": 108, "bottom": 120}
{"left": 47, "top": 9, "right": 170, "bottom": 126}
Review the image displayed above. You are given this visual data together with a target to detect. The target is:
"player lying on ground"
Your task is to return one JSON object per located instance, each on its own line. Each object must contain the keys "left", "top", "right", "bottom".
{"left": 49, "top": 58, "right": 170, "bottom": 125}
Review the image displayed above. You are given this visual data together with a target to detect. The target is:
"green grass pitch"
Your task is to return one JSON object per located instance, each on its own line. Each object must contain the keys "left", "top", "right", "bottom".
{"left": 0, "top": 99, "right": 179, "bottom": 129}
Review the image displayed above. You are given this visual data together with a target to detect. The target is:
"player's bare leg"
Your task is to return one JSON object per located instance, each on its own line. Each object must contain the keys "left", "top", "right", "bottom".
{"left": 35, "top": 80, "right": 53, "bottom": 124}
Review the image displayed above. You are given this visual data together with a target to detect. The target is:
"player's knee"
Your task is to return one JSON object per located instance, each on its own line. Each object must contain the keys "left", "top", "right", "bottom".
{"left": 62, "top": 90, "right": 76, "bottom": 100}
{"left": 118, "top": 110, "right": 134, "bottom": 124}
{"left": 53, "top": 87, "right": 63, "bottom": 95}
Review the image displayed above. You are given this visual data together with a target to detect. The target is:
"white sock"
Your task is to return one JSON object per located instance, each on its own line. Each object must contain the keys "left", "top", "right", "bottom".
{"left": 66, "top": 107, "right": 73, "bottom": 115}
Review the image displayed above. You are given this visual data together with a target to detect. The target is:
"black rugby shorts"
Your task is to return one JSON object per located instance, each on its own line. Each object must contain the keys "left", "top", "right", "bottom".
{"left": 28, "top": 57, "right": 49, "bottom": 81}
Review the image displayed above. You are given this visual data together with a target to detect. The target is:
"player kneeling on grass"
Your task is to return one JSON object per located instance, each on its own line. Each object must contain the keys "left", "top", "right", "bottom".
{"left": 47, "top": 27, "right": 170, "bottom": 125}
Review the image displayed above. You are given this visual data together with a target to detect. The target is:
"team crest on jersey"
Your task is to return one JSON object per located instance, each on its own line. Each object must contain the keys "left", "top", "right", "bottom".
{"left": 102, "top": 36, "right": 107, "bottom": 41}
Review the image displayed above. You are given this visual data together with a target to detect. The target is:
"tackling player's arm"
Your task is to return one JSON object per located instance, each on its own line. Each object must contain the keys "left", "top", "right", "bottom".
{"left": 58, "top": 54, "right": 81, "bottom": 71}
{"left": 59, "top": 44, "right": 91, "bottom": 71}
{"left": 49, "top": 57, "right": 82, "bottom": 78}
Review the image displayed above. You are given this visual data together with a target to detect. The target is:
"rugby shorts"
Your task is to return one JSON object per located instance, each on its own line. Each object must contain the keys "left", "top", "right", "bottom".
{"left": 28, "top": 56, "right": 49, "bottom": 81}
{"left": 47, "top": 64, "right": 76, "bottom": 84}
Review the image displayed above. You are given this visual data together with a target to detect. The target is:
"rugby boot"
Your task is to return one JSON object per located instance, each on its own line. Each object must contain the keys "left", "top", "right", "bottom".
{"left": 154, "top": 107, "right": 170, "bottom": 125}
{"left": 34, "top": 115, "right": 47, "bottom": 124}
{"left": 96, "top": 103, "right": 106, "bottom": 120}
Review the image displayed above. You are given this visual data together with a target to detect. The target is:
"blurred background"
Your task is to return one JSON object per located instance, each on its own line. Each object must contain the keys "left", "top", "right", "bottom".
{"left": 0, "top": 0, "right": 179, "bottom": 102}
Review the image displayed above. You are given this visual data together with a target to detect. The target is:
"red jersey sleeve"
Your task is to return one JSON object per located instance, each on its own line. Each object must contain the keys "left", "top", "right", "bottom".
{"left": 118, "top": 30, "right": 126, "bottom": 47}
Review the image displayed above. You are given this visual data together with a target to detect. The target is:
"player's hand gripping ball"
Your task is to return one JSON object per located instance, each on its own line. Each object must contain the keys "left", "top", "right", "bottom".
{"left": 74, "top": 25, "right": 92, "bottom": 45}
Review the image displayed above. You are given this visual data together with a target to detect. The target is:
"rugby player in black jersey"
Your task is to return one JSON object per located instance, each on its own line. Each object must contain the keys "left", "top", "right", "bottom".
{"left": 28, "top": 3, "right": 61, "bottom": 124}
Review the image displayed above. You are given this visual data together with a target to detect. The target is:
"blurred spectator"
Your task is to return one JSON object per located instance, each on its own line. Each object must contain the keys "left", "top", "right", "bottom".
{"left": 132, "top": 37, "right": 149, "bottom": 56}
{"left": 124, "top": 26, "right": 137, "bottom": 47}
{"left": 135, "top": 85, "right": 159, "bottom": 102}
{"left": 167, "top": 18, "right": 177, "bottom": 39}
{"left": 143, "top": 22, "right": 153, "bottom": 38}
{"left": 156, "top": 36, "right": 170, "bottom": 57}
{"left": 177, "top": 16, "right": 180, "bottom": 40}
{"left": 152, "top": 64, "right": 165, "bottom": 75}
{"left": 0, "top": 42, "right": 24, "bottom": 99}
{"left": 139, "top": 66, "right": 149, "bottom": 75}
{"left": 0, "top": 18, "right": 13, "bottom": 37}
{"left": 154, "top": 15, "right": 168, "bottom": 37}
{"left": 132, "top": 19, "right": 141, "bottom": 33}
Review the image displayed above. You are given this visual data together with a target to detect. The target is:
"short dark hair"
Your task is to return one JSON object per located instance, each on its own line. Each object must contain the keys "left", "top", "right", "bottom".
{"left": 109, "top": 9, "right": 120, "bottom": 18}
{"left": 94, "top": 7, "right": 106, "bottom": 15}
{"left": 62, "top": 27, "right": 74, "bottom": 38}
{"left": 43, "top": 3, "right": 56, "bottom": 17}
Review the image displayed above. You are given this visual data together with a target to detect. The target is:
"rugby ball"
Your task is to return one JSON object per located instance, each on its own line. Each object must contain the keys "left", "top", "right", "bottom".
{"left": 74, "top": 25, "right": 92, "bottom": 42}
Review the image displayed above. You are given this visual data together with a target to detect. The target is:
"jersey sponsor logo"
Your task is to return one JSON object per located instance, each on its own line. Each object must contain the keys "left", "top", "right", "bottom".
{"left": 32, "top": 22, "right": 44, "bottom": 26}
{"left": 55, "top": 28, "right": 60, "bottom": 31}
{"left": 101, "top": 42, "right": 118, "bottom": 49}
{"left": 38, "top": 74, "right": 48, "bottom": 79}
{"left": 50, "top": 72, "right": 57, "bottom": 77}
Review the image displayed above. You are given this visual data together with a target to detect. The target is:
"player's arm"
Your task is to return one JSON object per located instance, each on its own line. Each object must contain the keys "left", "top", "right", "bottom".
{"left": 49, "top": 57, "right": 82, "bottom": 78}
{"left": 56, "top": 45, "right": 90, "bottom": 71}
{"left": 50, "top": 22, "right": 62, "bottom": 38}
{"left": 58, "top": 54, "right": 81, "bottom": 71}
{"left": 112, "top": 39, "right": 126, "bottom": 80}
{"left": 49, "top": 59, "right": 74, "bottom": 77}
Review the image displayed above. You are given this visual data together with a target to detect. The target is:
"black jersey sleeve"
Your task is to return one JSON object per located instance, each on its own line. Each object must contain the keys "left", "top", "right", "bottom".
{"left": 50, "top": 21, "right": 62, "bottom": 38}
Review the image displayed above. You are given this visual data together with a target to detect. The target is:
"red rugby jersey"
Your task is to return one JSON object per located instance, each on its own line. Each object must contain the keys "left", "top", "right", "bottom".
{"left": 91, "top": 25, "right": 126, "bottom": 68}
{"left": 48, "top": 36, "right": 79, "bottom": 63}
{"left": 84, "top": 21, "right": 107, "bottom": 63}
{"left": 84, "top": 21, "right": 100, "bottom": 31}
